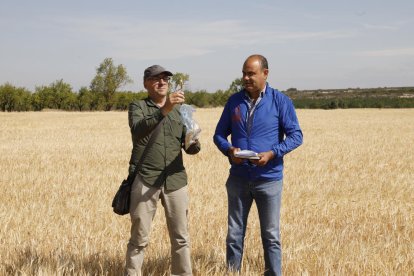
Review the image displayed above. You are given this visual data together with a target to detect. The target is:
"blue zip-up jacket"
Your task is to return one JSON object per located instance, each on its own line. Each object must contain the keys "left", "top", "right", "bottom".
{"left": 213, "top": 84, "right": 303, "bottom": 181}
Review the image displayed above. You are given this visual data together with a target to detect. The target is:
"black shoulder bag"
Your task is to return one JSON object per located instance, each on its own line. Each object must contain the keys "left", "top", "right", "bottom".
{"left": 112, "top": 117, "right": 165, "bottom": 215}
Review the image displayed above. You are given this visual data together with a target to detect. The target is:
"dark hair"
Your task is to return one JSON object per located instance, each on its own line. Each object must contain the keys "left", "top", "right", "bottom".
{"left": 247, "top": 54, "right": 268, "bottom": 70}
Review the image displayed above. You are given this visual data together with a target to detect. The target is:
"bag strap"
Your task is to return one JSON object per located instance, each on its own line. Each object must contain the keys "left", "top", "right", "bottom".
{"left": 127, "top": 116, "right": 165, "bottom": 183}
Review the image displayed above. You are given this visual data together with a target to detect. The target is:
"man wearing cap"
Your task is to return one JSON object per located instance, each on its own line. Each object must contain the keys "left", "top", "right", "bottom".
{"left": 125, "top": 65, "right": 200, "bottom": 276}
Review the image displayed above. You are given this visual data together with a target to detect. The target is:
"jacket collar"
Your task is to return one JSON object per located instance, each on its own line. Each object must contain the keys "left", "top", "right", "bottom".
{"left": 242, "top": 82, "right": 270, "bottom": 102}
{"left": 145, "top": 97, "right": 161, "bottom": 108}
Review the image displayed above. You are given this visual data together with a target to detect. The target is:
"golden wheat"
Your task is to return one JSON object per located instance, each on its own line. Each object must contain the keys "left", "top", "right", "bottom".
{"left": 0, "top": 108, "right": 413, "bottom": 275}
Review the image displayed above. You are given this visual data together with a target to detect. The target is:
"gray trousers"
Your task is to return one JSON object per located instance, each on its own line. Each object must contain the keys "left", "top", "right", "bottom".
{"left": 125, "top": 174, "right": 192, "bottom": 276}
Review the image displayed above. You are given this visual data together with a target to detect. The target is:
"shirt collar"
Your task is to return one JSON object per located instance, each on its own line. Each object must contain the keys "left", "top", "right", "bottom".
{"left": 244, "top": 83, "right": 267, "bottom": 101}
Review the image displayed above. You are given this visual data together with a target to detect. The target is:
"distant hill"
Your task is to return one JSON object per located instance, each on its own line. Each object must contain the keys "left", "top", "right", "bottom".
{"left": 283, "top": 87, "right": 414, "bottom": 108}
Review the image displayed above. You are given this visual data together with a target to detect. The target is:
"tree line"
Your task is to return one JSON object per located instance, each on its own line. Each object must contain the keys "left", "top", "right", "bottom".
{"left": 0, "top": 58, "right": 242, "bottom": 112}
{"left": 1, "top": 58, "right": 413, "bottom": 112}
{"left": 285, "top": 87, "right": 414, "bottom": 109}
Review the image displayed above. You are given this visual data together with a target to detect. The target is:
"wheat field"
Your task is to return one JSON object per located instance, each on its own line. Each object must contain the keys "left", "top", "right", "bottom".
{"left": 0, "top": 108, "right": 413, "bottom": 275}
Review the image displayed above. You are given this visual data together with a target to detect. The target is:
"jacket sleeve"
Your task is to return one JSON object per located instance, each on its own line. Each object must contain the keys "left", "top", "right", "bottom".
{"left": 128, "top": 101, "right": 164, "bottom": 138}
{"left": 272, "top": 96, "right": 303, "bottom": 158}
{"left": 213, "top": 101, "right": 233, "bottom": 156}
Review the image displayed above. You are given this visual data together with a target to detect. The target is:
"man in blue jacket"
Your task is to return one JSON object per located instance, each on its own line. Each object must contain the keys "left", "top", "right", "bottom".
{"left": 213, "top": 54, "right": 303, "bottom": 275}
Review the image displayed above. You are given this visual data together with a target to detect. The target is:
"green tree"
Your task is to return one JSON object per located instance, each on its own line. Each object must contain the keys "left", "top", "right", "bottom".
{"left": 227, "top": 78, "right": 243, "bottom": 94}
{"left": 31, "top": 80, "right": 75, "bottom": 110}
{"left": 0, "top": 83, "right": 31, "bottom": 112}
{"left": 49, "top": 79, "right": 75, "bottom": 110}
{"left": 0, "top": 83, "right": 17, "bottom": 111}
{"left": 211, "top": 89, "right": 228, "bottom": 107}
{"left": 32, "top": 85, "right": 53, "bottom": 111}
{"left": 114, "top": 92, "right": 134, "bottom": 111}
{"left": 190, "top": 90, "right": 211, "bottom": 107}
{"left": 75, "top": 87, "right": 89, "bottom": 111}
{"left": 15, "top": 88, "right": 32, "bottom": 111}
{"left": 75, "top": 87, "right": 104, "bottom": 111}
{"left": 90, "top": 58, "right": 132, "bottom": 111}
{"left": 171, "top": 72, "right": 190, "bottom": 91}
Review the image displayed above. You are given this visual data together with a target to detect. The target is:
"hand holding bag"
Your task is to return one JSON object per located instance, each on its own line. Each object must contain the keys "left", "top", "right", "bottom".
{"left": 112, "top": 117, "right": 165, "bottom": 215}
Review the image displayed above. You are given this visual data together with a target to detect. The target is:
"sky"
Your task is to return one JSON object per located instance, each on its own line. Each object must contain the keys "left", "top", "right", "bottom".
{"left": 1, "top": 0, "right": 413, "bottom": 92}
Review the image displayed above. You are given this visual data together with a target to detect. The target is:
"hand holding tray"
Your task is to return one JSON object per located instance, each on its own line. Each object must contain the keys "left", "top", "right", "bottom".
{"left": 234, "top": 150, "right": 260, "bottom": 160}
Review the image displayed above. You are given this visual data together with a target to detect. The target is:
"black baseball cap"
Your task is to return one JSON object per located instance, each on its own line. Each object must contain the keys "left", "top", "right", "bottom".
{"left": 143, "top": 65, "right": 173, "bottom": 80}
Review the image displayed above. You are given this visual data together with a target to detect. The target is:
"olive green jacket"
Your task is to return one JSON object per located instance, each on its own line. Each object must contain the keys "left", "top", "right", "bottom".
{"left": 128, "top": 98, "right": 200, "bottom": 190}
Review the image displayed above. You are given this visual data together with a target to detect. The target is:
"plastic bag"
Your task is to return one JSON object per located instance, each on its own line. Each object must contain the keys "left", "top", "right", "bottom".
{"left": 180, "top": 104, "right": 201, "bottom": 150}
